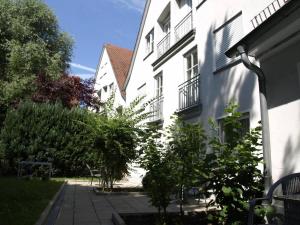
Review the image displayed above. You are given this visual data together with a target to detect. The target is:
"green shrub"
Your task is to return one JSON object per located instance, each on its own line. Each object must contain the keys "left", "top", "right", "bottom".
{"left": 165, "top": 116, "right": 207, "bottom": 215}
{"left": 206, "top": 102, "right": 264, "bottom": 224}
{"left": 0, "top": 101, "right": 95, "bottom": 176}
{"left": 140, "top": 125, "right": 176, "bottom": 222}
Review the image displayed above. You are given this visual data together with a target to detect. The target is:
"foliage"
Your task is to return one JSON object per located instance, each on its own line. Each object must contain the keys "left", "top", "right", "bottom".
{"left": 206, "top": 102, "right": 264, "bottom": 225}
{"left": 0, "top": 0, "right": 73, "bottom": 123}
{"left": 32, "top": 74, "right": 100, "bottom": 109}
{"left": 140, "top": 124, "right": 176, "bottom": 222}
{"left": 0, "top": 101, "right": 95, "bottom": 176}
{"left": 0, "top": 177, "right": 63, "bottom": 225}
{"left": 165, "top": 116, "right": 207, "bottom": 215}
{"left": 90, "top": 95, "right": 148, "bottom": 190}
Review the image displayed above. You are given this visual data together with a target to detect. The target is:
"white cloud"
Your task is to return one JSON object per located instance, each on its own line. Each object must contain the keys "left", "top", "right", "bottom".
{"left": 70, "top": 63, "right": 96, "bottom": 73}
{"left": 111, "top": 0, "right": 146, "bottom": 13}
{"left": 71, "top": 73, "right": 95, "bottom": 79}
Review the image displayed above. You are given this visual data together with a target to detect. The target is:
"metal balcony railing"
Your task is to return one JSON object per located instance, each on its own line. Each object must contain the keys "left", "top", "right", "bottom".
{"left": 251, "top": 0, "right": 290, "bottom": 29}
{"left": 149, "top": 96, "right": 164, "bottom": 122}
{"left": 175, "top": 11, "right": 193, "bottom": 42}
{"left": 157, "top": 32, "right": 170, "bottom": 58}
{"left": 178, "top": 75, "right": 201, "bottom": 111}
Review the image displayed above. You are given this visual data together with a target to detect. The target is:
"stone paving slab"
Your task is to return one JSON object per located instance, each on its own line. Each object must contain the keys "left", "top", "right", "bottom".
{"left": 51, "top": 179, "right": 206, "bottom": 225}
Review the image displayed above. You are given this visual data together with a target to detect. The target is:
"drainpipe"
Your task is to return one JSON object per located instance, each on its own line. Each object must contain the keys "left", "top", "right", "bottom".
{"left": 237, "top": 45, "right": 272, "bottom": 193}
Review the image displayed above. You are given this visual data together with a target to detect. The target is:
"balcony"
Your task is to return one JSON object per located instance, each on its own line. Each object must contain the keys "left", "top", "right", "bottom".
{"left": 251, "top": 0, "right": 290, "bottom": 29}
{"left": 178, "top": 75, "right": 201, "bottom": 112}
{"left": 149, "top": 96, "right": 164, "bottom": 122}
{"left": 157, "top": 33, "right": 170, "bottom": 58}
{"left": 175, "top": 11, "right": 193, "bottom": 42}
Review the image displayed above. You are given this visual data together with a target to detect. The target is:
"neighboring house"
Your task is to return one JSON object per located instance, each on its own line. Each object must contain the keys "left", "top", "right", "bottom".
{"left": 124, "top": 0, "right": 298, "bottom": 184}
{"left": 94, "top": 43, "right": 133, "bottom": 108}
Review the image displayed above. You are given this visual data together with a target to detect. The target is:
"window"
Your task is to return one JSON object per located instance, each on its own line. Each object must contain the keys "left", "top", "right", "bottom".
{"left": 154, "top": 73, "right": 163, "bottom": 97}
{"left": 178, "top": 0, "right": 192, "bottom": 8}
{"left": 97, "top": 89, "right": 102, "bottom": 99}
{"left": 162, "top": 17, "right": 170, "bottom": 34}
{"left": 103, "top": 85, "right": 108, "bottom": 92}
{"left": 218, "top": 113, "right": 250, "bottom": 143}
{"left": 185, "top": 48, "right": 198, "bottom": 81}
{"left": 214, "top": 12, "right": 243, "bottom": 71}
{"left": 145, "top": 29, "right": 154, "bottom": 55}
{"left": 109, "top": 83, "right": 114, "bottom": 94}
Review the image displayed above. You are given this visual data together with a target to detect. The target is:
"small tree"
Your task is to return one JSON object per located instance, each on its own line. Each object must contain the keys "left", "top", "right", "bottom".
{"left": 206, "top": 102, "right": 264, "bottom": 224}
{"left": 140, "top": 125, "right": 176, "bottom": 224}
{"left": 90, "top": 95, "right": 148, "bottom": 190}
{"left": 165, "top": 116, "right": 207, "bottom": 215}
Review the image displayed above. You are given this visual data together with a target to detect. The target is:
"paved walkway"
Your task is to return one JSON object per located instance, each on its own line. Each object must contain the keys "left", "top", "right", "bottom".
{"left": 51, "top": 180, "right": 206, "bottom": 225}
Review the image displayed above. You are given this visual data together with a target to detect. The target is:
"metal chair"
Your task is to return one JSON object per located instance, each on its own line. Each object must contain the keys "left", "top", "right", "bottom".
{"left": 248, "top": 172, "right": 300, "bottom": 225}
{"left": 86, "top": 164, "right": 101, "bottom": 186}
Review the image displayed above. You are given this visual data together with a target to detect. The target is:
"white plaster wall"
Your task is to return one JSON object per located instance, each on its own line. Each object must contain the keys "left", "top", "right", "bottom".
{"left": 126, "top": 0, "right": 269, "bottom": 129}
{"left": 260, "top": 40, "right": 300, "bottom": 181}
{"left": 94, "top": 48, "right": 125, "bottom": 107}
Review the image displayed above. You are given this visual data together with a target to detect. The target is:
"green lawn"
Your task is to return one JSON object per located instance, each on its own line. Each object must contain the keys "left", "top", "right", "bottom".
{"left": 0, "top": 177, "right": 63, "bottom": 225}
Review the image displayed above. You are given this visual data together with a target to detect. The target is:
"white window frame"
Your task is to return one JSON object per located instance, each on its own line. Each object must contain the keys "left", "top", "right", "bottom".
{"left": 213, "top": 11, "right": 243, "bottom": 72}
{"left": 184, "top": 47, "right": 198, "bottom": 81}
{"left": 154, "top": 72, "right": 163, "bottom": 98}
{"left": 218, "top": 112, "right": 250, "bottom": 143}
{"left": 162, "top": 16, "right": 170, "bottom": 34}
{"left": 145, "top": 29, "right": 154, "bottom": 55}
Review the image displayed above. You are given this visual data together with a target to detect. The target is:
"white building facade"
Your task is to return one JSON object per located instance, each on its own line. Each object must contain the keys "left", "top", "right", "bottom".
{"left": 125, "top": 0, "right": 299, "bottom": 183}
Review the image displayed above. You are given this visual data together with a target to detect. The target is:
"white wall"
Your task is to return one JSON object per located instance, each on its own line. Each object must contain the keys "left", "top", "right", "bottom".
{"left": 260, "top": 40, "right": 300, "bottom": 181}
{"left": 126, "top": 0, "right": 265, "bottom": 130}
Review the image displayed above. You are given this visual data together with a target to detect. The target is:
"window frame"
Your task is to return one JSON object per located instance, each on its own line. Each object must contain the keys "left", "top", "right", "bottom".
{"left": 213, "top": 11, "right": 243, "bottom": 73}
{"left": 184, "top": 47, "right": 199, "bottom": 81}
{"left": 218, "top": 112, "right": 250, "bottom": 143}
{"left": 145, "top": 28, "right": 154, "bottom": 56}
{"left": 154, "top": 72, "right": 163, "bottom": 98}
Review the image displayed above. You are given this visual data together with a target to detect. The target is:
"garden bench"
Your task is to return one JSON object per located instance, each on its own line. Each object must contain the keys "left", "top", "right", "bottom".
{"left": 247, "top": 172, "right": 300, "bottom": 225}
{"left": 86, "top": 164, "right": 102, "bottom": 186}
{"left": 17, "top": 161, "right": 52, "bottom": 178}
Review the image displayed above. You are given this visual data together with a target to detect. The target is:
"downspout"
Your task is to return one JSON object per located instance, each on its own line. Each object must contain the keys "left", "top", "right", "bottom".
{"left": 237, "top": 45, "right": 272, "bottom": 193}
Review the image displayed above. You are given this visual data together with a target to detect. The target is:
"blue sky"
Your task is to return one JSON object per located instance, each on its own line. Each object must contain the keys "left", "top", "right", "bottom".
{"left": 44, "top": 0, "right": 146, "bottom": 79}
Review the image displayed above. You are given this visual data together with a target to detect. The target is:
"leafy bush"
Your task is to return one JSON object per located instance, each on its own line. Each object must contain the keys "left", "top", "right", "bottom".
{"left": 140, "top": 125, "right": 176, "bottom": 222}
{"left": 165, "top": 116, "right": 207, "bottom": 215}
{"left": 0, "top": 101, "right": 95, "bottom": 176}
{"left": 206, "top": 102, "right": 264, "bottom": 224}
{"left": 90, "top": 95, "right": 148, "bottom": 190}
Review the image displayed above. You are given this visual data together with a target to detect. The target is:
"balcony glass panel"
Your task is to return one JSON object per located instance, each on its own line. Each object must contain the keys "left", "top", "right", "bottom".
{"left": 157, "top": 33, "right": 170, "bottom": 58}
{"left": 175, "top": 11, "right": 193, "bottom": 42}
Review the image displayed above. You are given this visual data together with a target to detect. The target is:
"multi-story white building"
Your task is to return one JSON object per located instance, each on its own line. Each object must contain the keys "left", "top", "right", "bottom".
{"left": 94, "top": 43, "right": 132, "bottom": 108}
{"left": 124, "top": 0, "right": 299, "bottom": 184}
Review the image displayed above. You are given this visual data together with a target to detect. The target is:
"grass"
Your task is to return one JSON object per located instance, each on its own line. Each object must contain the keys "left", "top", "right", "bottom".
{"left": 0, "top": 177, "right": 63, "bottom": 225}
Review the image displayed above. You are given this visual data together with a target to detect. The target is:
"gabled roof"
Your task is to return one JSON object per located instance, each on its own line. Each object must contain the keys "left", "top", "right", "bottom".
{"left": 105, "top": 43, "right": 133, "bottom": 99}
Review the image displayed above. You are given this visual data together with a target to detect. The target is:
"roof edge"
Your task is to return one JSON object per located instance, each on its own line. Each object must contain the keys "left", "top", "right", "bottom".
{"left": 123, "top": 0, "right": 151, "bottom": 91}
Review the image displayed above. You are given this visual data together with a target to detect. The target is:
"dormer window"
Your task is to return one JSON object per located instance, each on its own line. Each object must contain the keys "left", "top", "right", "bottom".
{"left": 145, "top": 29, "right": 154, "bottom": 55}
{"left": 176, "top": 0, "right": 192, "bottom": 9}
{"left": 103, "top": 85, "right": 108, "bottom": 92}
{"left": 162, "top": 17, "right": 170, "bottom": 34}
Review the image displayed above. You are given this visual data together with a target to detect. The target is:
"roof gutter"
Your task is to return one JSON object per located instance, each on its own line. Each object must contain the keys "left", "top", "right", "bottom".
{"left": 237, "top": 45, "right": 272, "bottom": 193}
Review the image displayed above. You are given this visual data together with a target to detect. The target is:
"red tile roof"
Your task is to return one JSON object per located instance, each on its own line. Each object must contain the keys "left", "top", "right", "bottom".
{"left": 105, "top": 43, "right": 133, "bottom": 99}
